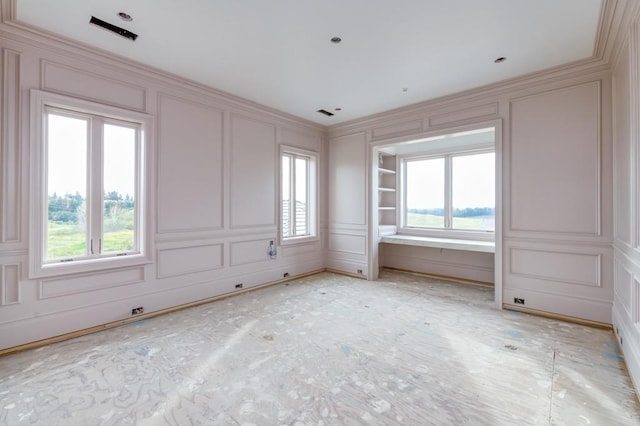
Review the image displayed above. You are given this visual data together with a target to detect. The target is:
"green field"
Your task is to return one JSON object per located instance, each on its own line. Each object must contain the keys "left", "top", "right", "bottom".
{"left": 47, "top": 222, "right": 134, "bottom": 259}
{"left": 407, "top": 213, "right": 494, "bottom": 231}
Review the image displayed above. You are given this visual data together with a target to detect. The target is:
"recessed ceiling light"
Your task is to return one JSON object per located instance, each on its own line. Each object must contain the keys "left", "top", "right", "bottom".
{"left": 117, "top": 12, "right": 133, "bottom": 22}
{"left": 494, "top": 56, "right": 507, "bottom": 63}
{"left": 330, "top": 36, "right": 342, "bottom": 44}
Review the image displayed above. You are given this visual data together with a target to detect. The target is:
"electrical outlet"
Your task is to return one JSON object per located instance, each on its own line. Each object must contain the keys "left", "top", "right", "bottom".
{"left": 514, "top": 298, "right": 525, "bottom": 305}
{"left": 357, "top": 269, "right": 363, "bottom": 274}
{"left": 235, "top": 283, "right": 243, "bottom": 289}
{"left": 283, "top": 272, "right": 289, "bottom": 278}
{"left": 131, "top": 307, "right": 144, "bottom": 315}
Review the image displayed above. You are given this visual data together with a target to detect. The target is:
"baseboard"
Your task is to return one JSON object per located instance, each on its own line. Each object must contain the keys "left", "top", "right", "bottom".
{"left": 504, "top": 304, "right": 612, "bottom": 330}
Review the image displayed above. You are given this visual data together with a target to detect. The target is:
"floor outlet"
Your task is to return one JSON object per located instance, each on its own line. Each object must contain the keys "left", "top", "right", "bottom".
{"left": 357, "top": 269, "right": 363, "bottom": 274}
{"left": 131, "top": 307, "right": 144, "bottom": 315}
{"left": 514, "top": 298, "right": 525, "bottom": 305}
{"left": 235, "top": 283, "right": 243, "bottom": 289}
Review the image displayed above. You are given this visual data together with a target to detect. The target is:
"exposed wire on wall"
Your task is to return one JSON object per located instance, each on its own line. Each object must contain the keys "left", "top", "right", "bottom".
{"left": 268, "top": 240, "right": 277, "bottom": 259}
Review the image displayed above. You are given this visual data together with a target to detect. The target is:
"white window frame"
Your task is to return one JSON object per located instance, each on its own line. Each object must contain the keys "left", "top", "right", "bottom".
{"left": 279, "top": 145, "right": 318, "bottom": 245}
{"left": 399, "top": 145, "right": 495, "bottom": 241}
{"left": 29, "top": 90, "right": 153, "bottom": 278}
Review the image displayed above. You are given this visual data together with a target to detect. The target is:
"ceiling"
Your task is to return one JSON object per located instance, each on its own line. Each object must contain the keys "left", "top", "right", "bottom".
{"left": 15, "top": 0, "right": 603, "bottom": 126}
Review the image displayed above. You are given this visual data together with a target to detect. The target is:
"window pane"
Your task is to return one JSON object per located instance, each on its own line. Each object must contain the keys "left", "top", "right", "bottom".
{"left": 103, "top": 124, "right": 137, "bottom": 253}
{"left": 282, "top": 155, "right": 291, "bottom": 237}
{"left": 406, "top": 158, "right": 445, "bottom": 228}
{"left": 46, "top": 113, "right": 88, "bottom": 260}
{"left": 452, "top": 152, "right": 495, "bottom": 231}
{"left": 294, "top": 157, "right": 308, "bottom": 236}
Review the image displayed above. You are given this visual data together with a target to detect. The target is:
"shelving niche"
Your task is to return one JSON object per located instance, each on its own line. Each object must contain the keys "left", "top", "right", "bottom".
{"left": 378, "top": 152, "right": 397, "bottom": 237}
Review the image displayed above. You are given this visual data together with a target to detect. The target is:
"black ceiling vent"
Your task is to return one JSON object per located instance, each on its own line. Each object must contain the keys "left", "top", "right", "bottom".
{"left": 317, "top": 109, "right": 335, "bottom": 117}
{"left": 89, "top": 16, "right": 138, "bottom": 41}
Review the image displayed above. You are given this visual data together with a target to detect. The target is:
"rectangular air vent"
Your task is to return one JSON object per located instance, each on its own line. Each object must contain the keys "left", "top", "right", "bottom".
{"left": 317, "top": 109, "right": 334, "bottom": 117}
{"left": 90, "top": 16, "right": 138, "bottom": 41}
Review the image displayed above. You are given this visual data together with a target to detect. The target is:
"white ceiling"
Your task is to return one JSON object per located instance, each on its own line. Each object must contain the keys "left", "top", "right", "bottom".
{"left": 15, "top": 0, "right": 603, "bottom": 125}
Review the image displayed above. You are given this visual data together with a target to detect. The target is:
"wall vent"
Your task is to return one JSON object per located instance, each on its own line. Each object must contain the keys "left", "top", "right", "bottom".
{"left": 90, "top": 16, "right": 138, "bottom": 41}
{"left": 317, "top": 109, "right": 334, "bottom": 117}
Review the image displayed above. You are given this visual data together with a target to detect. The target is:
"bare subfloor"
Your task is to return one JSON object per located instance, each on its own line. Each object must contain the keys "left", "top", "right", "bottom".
{"left": 1, "top": 270, "right": 639, "bottom": 425}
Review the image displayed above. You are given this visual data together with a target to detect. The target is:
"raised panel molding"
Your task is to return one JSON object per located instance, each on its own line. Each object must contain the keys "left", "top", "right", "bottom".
{"left": 229, "top": 114, "right": 276, "bottom": 229}
{"left": 371, "top": 119, "right": 424, "bottom": 140}
{"left": 328, "top": 233, "right": 366, "bottom": 255}
{"left": 635, "top": 277, "right": 640, "bottom": 324}
{"left": 281, "top": 128, "right": 321, "bottom": 151}
{"left": 429, "top": 103, "right": 499, "bottom": 127}
{"left": 632, "top": 23, "right": 640, "bottom": 251}
{"left": 1, "top": 263, "right": 20, "bottom": 305}
{"left": 613, "top": 37, "right": 632, "bottom": 247}
{"left": 39, "top": 267, "right": 145, "bottom": 299}
{"left": 157, "top": 94, "right": 224, "bottom": 234}
{"left": 329, "top": 132, "right": 366, "bottom": 226}
{"left": 230, "top": 239, "right": 273, "bottom": 266}
{"left": 157, "top": 243, "right": 223, "bottom": 278}
{"left": 41, "top": 60, "right": 146, "bottom": 111}
{"left": 509, "top": 247, "right": 601, "bottom": 288}
{"left": 509, "top": 81, "right": 602, "bottom": 236}
{"left": 2, "top": 48, "right": 21, "bottom": 243}
{"left": 614, "top": 259, "right": 633, "bottom": 317}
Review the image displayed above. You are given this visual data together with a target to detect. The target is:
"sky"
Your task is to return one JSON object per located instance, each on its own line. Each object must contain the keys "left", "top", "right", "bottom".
{"left": 47, "top": 113, "right": 136, "bottom": 199}
{"left": 406, "top": 152, "right": 495, "bottom": 210}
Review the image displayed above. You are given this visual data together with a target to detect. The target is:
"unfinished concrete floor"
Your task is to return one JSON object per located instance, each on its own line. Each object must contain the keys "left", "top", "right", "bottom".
{"left": 1, "top": 270, "right": 639, "bottom": 425}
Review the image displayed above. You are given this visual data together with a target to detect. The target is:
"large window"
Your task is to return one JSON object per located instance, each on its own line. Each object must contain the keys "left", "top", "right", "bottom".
{"left": 281, "top": 147, "right": 317, "bottom": 242}
{"left": 403, "top": 150, "right": 495, "bottom": 235}
{"left": 30, "top": 91, "right": 151, "bottom": 277}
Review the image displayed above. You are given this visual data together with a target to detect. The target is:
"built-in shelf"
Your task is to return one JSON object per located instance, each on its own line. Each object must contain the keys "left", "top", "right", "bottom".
{"left": 377, "top": 153, "right": 397, "bottom": 241}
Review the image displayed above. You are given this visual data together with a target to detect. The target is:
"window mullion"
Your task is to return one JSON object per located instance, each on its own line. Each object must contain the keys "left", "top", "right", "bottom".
{"left": 290, "top": 155, "right": 297, "bottom": 236}
{"left": 445, "top": 155, "right": 452, "bottom": 229}
{"left": 305, "top": 158, "right": 311, "bottom": 235}
{"left": 89, "top": 118, "right": 104, "bottom": 256}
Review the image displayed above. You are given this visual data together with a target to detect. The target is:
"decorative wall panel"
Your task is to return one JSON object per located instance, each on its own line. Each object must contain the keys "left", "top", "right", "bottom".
{"left": 429, "top": 103, "right": 498, "bottom": 127}
{"left": 157, "top": 95, "right": 224, "bottom": 233}
{"left": 2, "top": 49, "right": 20, "bottom": 243}
{"left": 230, "top": 115, "right": 276, "bottom": 228}
{"left": 328, "top": 233, "right": 366, "bottom": 255}
{"left": 230, "top": 239, "right": 272, "bottom": 266}
{"left": 1, "top": 263, "right": 19, "bottom": 305}
{"left": 329, "top": 133, "right": 366, "bottom": 225}
{"left": 157, "top": 243, "right": 223, "bottom": 278}
{"left": 39, "top": 267, "right": 144, "bottom": 299}
{"left": 510, "top": 82, "right": 601, "bottom": 235}
{"left": 509, "top": 247, "right": 601, "bottom": 288}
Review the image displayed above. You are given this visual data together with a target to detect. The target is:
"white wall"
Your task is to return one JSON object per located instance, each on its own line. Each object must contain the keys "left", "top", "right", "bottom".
{"left": 328, "top": 62, "right": 613, "bottom": 324}
{"left": 0, "top": 23, "right": 326, "bottom": 350}
{"left": 612, "top": 5, "right": 640, "bottom": 393}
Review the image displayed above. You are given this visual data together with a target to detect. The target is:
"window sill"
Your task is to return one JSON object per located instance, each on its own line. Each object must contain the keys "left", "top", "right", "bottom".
{"left": 380, "top": 235, "right": 495, "bottom": 253}
{"left": 30, "top": 254, "right": 152, "bottom": 279}
{"left": 280, "top": 235, "right": 319, "bottom": 246}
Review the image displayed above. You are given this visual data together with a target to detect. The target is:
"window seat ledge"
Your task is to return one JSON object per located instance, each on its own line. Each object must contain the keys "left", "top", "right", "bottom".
{"left": 380, "top": 235, "right": 495, "bottom": 253}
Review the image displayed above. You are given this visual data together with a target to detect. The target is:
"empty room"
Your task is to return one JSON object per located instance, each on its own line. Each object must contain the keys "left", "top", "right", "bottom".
{"left": 2, "top": 0, "right": 640, "bottom": 424}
